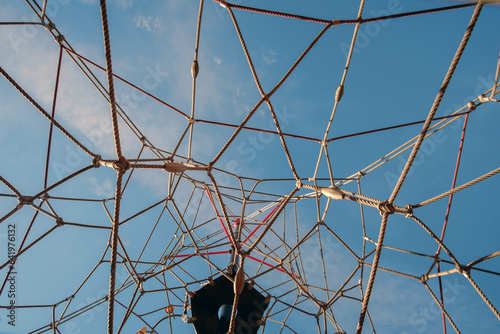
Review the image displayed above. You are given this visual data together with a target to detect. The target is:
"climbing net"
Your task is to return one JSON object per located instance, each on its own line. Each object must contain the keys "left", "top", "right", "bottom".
{"left": 0, "top": 0, "right": 499, "bottom": 333}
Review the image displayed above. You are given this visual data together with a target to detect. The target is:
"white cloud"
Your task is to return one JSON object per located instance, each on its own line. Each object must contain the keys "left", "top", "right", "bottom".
{"left": 88, "top": 177, "right": 115, "bottom": 197}
{"left": 134, "top": 15, "right": 163, "bottom": 32}
{"left": 262, "top": 49, "right": 278, "bottom": 65}
{"left": 213, "top": 56, "right": 222, "bottom": 65}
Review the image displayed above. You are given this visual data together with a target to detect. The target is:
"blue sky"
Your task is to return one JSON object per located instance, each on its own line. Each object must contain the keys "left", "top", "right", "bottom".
{"left": 0, "top": 0, "right": 499, "bottom": 333}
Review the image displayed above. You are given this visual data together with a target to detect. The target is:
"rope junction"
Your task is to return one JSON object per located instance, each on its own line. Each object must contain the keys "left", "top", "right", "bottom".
{"left": 0, "top": 1, "right": 499, "bottom": 333}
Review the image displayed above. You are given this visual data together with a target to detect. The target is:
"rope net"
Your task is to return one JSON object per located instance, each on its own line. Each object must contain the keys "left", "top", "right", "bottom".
{"left": 0, "top": 1, "right": 499, "bottom": 333}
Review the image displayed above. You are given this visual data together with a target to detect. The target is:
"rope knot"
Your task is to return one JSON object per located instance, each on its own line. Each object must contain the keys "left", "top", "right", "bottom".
{"left": 92, "top": 155, "right": 102, "bottom": 168}
{"left": 113, "top": 158, "right": 130, "bottom": 172}
{"left": 458, "top": 265, "right": 470, "bottom": 276}
{"left": 467, "top": 101, "right": 476, "bottom": 111}
{"left": 55, "top": 34, "right": 65, "bottom": 44}
{"left": 478, "top": 94, "right": 490, "bottom": 103}
{"left": 18, "top": 196, "right": 34, "bottom": 206}
{"left": 404, "top": 204, "right": 413, "bottom": 218}
{"left": 45, "top": 22, "right": 56, "bottom": 31}
{"left": 206, "top": 161, "right": 214, "bottom": 174}
{"left": 378, "top": 201, "right": 395, "bottom": 216}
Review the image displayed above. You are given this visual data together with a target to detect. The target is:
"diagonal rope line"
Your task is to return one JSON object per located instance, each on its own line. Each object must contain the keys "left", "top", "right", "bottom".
{"left": 356, "top": 9, "right": 486, "bottom": 325}
{"left": 62, "top": 46, "right": 189, "bottom": 119}
{"left": 464, "top": 272, "right": 500, "bottom": 320}
{"left": 0, "top": 65, "right": 97, "bottom": 158}
{"left": 423, "top": 282, "right": 461, "bottom": 334}
{"left": 44, "top": 45, "right": 64, "bottom": 189}
{"left": 389, "top": 3, "right": 483, "bottom": 204}
{"left": 413, "top": 165, "right": 500, "bottom": 208}
{"left": 210, "top": 19, "right": 335, "bottom": 167}
{"left": 225, "top": 5, "right": 301, "bottom": 181}
{"left": 0, "top": 175, "right": 22, "bottom": 198}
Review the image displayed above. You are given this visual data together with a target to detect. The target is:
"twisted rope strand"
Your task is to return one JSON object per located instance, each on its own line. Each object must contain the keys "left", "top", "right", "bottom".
{"left": 389, "top": 3, "right": 483, "bottom": 203}
{"left": 0, "top": 65, "right": 97, "bottom": 158}
{"left": 414, "top": 166, "right": 500, "bottom": 208}
{"left": 99, "top": 0, "right": 123, "bottom": 160}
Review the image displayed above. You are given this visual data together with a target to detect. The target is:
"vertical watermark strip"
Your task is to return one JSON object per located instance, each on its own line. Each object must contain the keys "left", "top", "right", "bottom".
{"left": 6, "top": 223, "right": 17, "bottom": 327}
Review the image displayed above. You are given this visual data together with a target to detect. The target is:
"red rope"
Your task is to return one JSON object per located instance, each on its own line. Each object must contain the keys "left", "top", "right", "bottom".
{"left": 204, "top": 186, "right": 235, "bottom": 248}
{"left": 246, "top": 255, "right": 300, "bottom": 278}
{"left": 241, "top": 201, "right": 281, "bottom": 245}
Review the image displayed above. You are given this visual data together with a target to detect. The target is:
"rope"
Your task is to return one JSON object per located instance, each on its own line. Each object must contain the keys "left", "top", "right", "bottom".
{"left": 0, "top": 65, "right": 97, "bottom": 158}
{"left": 0, "top": 224, "right": 58, "bottom": 287}
{"left": 196, "top": 118, "right": 321, "bottom": 142}
{"left": 224, "top": 5, "right": 301, "bottom": 180}
{"left": 2, "top": 1, "right": 498, "bottom": 333}
{"left": 246, "top": 187, "right": 298, "bottom": 254}
{"left": 414, "top": 166, "right": 500, "bottom": 208}
{"left": 464, "top": 273, "right": 500, "bottom": 321}
{"left": 337, "top": 97, "right": 483, "bottom": 189}
{"left": 409, "top": 214, "right": 461, "bottom": 270}
{"left": 491, "top": 50, "right": 500, "bottom": 98}
{"left": 0, "top": 175, "right": 22, "bottom": 198}
{"left": 210, "top": 20, "right": 334, "bottom": 167}
{"left": 467, "top": 250, "right": 500, "bottom": 268}
{"left": 388, "top": 3, "right": 483, "bottom": 203}
{"left": 211, "top": 1, "right": 475, "bottom": 26}
{"left": 226, "top": 6, "right": 265, "bottom": 96}
{"left": 34, "top": 164, "right": 96, "bottom": 200}
{"left": 228, "top": 257, "right": 246, "bottom": 333}
{"left": 62, "top": 46, "right": 189, "bottom": 119}
{"left": 99, "top": 0, "right": 123, "bottom": 161}
{"left": 313, "top": 0, "right": 365, "bottom": 183}
{"left": 435, "top": 112, "right": 469, "bottom": 333}
{"left": 43, "top": 45, "right": 64, "bottom": 189}
{"left": 107, "top": 169, "right": 125, "bottom": 334}
{"left": 267, "top": 103, "right": 300, "bottom": 180}
{"left": 355, "top": 212, "right": 388, "bottom": 334}
{"left": 0, "top": 207, "right": 21, "bottom": 225}
{"left": 187, "top": 0, "right": 204, "bottom": 160}
{"left": 423, "top": 282, "right": 461, "bottom": 334}
{"left": 327, "top": 111, "right": 470, "bottom": 143}
{"left": 0, "top": 21, "right": 45, "bottom": 25}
